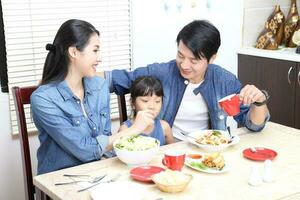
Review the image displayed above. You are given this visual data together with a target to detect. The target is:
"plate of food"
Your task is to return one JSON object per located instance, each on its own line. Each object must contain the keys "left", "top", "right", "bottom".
{"left": 151, "top": 169, "right": 192, "bottom": 193}
{"left": 185, "top": 152, "right": 229, "bottom": 174}
{"left": 186, "top": 129, "right": 240, "bottom": 151}
{"left": 113, "top": 135, "right": 160, "bottom": 166}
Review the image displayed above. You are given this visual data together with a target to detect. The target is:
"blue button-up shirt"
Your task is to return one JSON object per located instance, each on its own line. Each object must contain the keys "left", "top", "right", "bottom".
{"left": 106, "top": 59, "right": 269, "bottom": 132}
{"left": 31, "top": 77, "right": 111, "bottom": 174}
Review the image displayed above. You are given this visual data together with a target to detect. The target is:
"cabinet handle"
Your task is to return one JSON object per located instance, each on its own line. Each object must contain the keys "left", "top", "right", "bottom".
{"left": 287, "top": 67, "right": 294, "bottom": 85}
{"left": 298, "top": 70, "right": 300, "bottom": 86}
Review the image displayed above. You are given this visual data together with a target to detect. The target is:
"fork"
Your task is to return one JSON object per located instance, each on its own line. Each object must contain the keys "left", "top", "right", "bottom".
{"left": 55, "top": 174, "right": 106, "bottom": 186}
{"left": 77, "top": 173, "right": 121, "bottom": 192}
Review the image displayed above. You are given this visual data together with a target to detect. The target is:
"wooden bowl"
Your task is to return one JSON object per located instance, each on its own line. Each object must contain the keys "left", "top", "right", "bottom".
{"left": 152, "top": 171, "right": 192, "bottom": 193}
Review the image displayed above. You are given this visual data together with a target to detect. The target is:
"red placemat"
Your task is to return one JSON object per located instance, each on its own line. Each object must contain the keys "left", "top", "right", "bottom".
{"left": 243, "top": 147, "right": 277, "bottom": 161}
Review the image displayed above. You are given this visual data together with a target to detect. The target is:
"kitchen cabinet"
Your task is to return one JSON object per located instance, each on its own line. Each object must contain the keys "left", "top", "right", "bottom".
{"left": 238, "top": 54, "right": 300, "bottom": 129}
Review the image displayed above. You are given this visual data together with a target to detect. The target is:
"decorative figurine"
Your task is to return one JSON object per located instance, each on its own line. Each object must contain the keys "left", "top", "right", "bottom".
{"left": 292, "top": 28, "right": 300, "bottom": 53}
{"left": 282, "top": 0, "right": 299, "bottom": 48}
{"left": 255, "top": 5, "right": 285, "bottom": 50}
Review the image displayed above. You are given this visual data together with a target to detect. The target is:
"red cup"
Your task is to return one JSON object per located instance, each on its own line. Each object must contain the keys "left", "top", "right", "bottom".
{"left": 218, "top": 94, "right": 240, "bottom": 116}
{"left": 162, "top": 150, "right": 185, "bottom": 171}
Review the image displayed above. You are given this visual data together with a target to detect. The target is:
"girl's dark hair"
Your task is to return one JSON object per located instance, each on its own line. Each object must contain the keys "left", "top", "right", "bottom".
{"left": 130, "top": 76, "right": 164, "bottom": 116}
{"left": 176, "top": 20, "right": 220, "bottom": 61}
{"left": 41, "top": 19, "right": 99, "bottom": 85}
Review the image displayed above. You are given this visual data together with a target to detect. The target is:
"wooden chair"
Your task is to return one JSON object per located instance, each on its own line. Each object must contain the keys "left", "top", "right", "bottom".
{"left": 117, "top": 95, "right": 128, "bottom": 123}
{"left": 12, "top": 86, "right": 39, "bottom": 200}
{"left": 12, "top": 86, "right": 128, "bottom": 200}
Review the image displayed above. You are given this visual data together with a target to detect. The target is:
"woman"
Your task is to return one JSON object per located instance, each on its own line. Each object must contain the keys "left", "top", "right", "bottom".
{"left": 31, "top": 19, "right": 154, "bottom": 174}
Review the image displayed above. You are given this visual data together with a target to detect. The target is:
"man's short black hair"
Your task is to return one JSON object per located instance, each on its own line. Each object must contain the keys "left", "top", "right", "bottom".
{"left": 176, "top": 20, "right": 221, "bottom": 61}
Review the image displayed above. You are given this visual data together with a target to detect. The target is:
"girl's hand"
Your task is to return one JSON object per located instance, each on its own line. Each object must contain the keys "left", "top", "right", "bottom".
{"left": 239, "top": 84, "right": 266, "bottom": 105}
{"left": 131, "top": 109, "right": 155, "bottom": 134}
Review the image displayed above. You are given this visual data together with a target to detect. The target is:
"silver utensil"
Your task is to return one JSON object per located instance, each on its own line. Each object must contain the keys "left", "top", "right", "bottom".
{"left": 55, "top": 174, "right": 106, "bottom": 186}
{"left": 180, "top": 131, "right": 198, "bottom": 140}
{"left": 250, "top": 147, "right": 257, "bottom": 153}
{"left": 227, "top": 126, "right": 235, "bottom": 143}
{"left": 77, "top": 173, "right": 121, "bottom": 192}
{"left": 63, "top": 174, "right": 90, "bottom": 178}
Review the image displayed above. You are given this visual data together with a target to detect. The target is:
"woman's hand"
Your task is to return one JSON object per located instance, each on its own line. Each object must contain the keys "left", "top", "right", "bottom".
{"left": 239, "top": 84, "right": 266, "bottom": 105}
{"left": 131, "top": 109, "right": 155, "bottom": 134}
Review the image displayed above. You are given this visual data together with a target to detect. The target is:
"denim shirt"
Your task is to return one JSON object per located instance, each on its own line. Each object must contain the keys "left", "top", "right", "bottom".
{"left": 31, "top": 77, "right": 111, "bottom": 174}
{"left": 106, "top": 59, "right": 269, "bottom": 132}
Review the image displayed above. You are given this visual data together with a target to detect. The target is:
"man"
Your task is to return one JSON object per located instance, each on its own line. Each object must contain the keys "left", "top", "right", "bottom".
{"left": 105, "top": 20, "right": 269, "bottom": 140}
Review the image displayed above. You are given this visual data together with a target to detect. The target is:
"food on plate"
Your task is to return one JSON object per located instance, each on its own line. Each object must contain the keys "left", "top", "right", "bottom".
{"left": 154, "top": 169, "right": 190, "bottom": 185}
{"left": 189, "top": 161, "right": 207, "bottom": 170}
{"left": 195, "top": 130, "right": 228, "bottom": 145}
{"left": 152, "top": 169, "right": 192, "bottom": 193}
{"left": 188, "top": 152, "right": 225, "bottom": 171}
{"left": 113, "top": 135, "right": 159, "bottom": 166}
{"left": 202, "top": 152, "right": 225, "bottom": 170}
{"left": 187, "top": 154, "right": 202, "bottom": 159}
{"left": 114, "top": 135, "right": 159, "bottom": 151}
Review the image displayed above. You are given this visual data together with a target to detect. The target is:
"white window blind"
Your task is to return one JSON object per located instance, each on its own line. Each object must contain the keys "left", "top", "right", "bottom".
{"left": 2, "top": 0, "right": 132, "bottom": 135}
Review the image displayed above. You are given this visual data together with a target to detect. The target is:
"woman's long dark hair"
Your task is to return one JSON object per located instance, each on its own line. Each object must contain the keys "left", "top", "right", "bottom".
{"left": 41, "top": 19, "right": 99, "bottom": 85}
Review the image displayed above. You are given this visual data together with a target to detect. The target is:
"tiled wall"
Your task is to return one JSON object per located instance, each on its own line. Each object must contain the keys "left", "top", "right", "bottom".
{"left": 243, "top": 0, "right": 300, "bottom": 47}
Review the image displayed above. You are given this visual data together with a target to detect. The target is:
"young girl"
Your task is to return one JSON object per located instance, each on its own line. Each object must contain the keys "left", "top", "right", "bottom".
{"left": 30, "top": 19, "right": 154, "bottom": 174}
{"left": 119, "top": 76, "right": 174, "bottom": 145}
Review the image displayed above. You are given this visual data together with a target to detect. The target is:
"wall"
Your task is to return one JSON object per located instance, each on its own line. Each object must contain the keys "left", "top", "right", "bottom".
{"left": 0, "top": 1, "right": 244, "bottom": 199}
{"left": 131, "top": 0, "right": 244, "bottom": 75}
{"left": 0, "top": 93, "right": 29, "bottom": 200}
{"left": 243, "top": 0, "right": 300, "bottom": 47}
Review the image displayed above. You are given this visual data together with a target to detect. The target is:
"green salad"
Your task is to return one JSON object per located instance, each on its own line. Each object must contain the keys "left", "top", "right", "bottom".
{"left": 189, "top": 161, "right": 224, "bottom": 171}
{"left": 189, "top": 161, "right": 207, "bottom": 170}
{"left": 115, "top": 135, "right": 159, "bottom": 151}
{"left": 211, "top": 130, "right": 222, "bottom": 136}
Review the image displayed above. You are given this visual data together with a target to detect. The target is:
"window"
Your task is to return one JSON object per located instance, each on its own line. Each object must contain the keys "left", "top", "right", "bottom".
{"left": 2, "top": 0, "right": 132, "bottom": 135}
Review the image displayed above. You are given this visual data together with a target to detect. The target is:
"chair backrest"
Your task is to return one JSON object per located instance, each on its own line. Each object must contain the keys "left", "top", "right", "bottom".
{"left": 12, "top": 86, "right": 37, "bottom": 200}
{"left": 117, "top": 95, "right": 128, "bottom": 123}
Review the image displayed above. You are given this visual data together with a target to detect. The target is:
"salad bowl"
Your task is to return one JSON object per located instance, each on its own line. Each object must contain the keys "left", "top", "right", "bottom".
{"left": 113, "top": 135, "right": 160, "bottom": 166}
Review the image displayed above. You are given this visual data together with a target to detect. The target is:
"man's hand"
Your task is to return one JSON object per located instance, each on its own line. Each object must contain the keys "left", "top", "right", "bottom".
{"left": 239, "top": 84, "right": 266, "bottom": 105}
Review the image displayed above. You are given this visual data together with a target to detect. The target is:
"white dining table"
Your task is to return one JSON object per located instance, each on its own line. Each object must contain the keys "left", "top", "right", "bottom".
{"left": 33, "top": 122, "right": 300, "bottom": 200}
